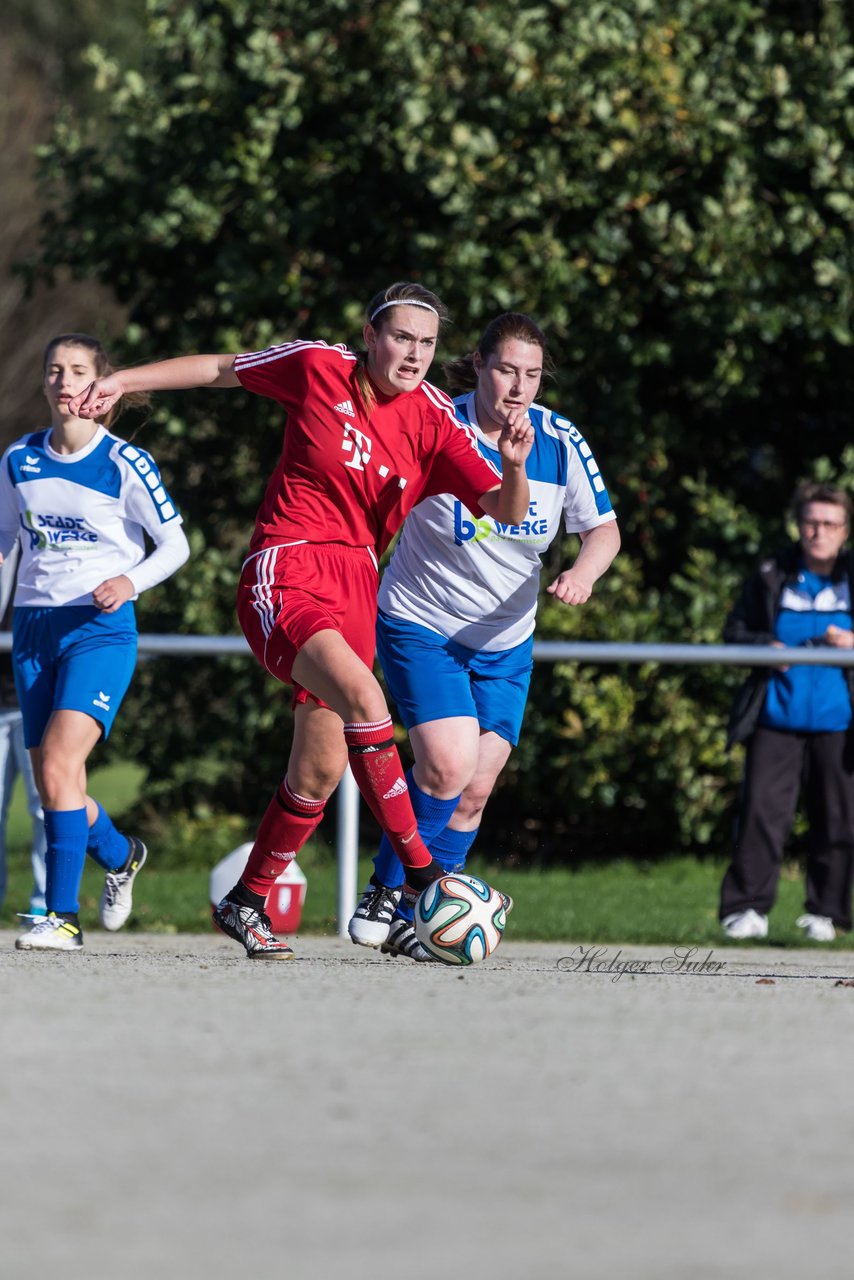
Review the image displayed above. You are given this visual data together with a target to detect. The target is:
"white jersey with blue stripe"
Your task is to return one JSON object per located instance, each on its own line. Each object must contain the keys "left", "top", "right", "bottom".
{"left": 377, "top": 392, "right": 616, "bottom": 651}
{"left": 0, "top": 425, "right": 185, "bottom": 608}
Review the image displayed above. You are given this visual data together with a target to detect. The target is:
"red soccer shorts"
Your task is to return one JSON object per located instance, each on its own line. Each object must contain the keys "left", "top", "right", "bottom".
{"left": 236, "top": 542, "right": 379, "bottom": 702}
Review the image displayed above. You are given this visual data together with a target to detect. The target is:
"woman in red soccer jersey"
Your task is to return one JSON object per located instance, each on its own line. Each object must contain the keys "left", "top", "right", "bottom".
{"left": 71, "top": 282, "right": 533, "bottom": 958}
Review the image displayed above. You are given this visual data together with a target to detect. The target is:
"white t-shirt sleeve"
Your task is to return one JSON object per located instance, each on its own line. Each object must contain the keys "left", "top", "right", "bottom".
{"left": 118, "top": 443, "right": 182, "bottom": 535}
{"left": 116, "top": 441, "right": 188, "bottom": 595}
{"left": 125, "top": 520, "right": 190, "bottom": 595}
{"left": 557, "top": 419, "right": 616, "bottom": 534}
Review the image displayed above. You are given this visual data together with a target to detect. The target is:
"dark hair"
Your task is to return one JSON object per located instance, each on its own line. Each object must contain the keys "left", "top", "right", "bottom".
{"left": 43, "top": 333, "right": 112, "bottom": 378}
{"left": 443, "top": 312, "right": 556, "bottom": 396}
{"left": 356, "top": 282, "right": 450, "bottom": 413}
{"left": 43, "top": 333, "right": 150, "bottom": 429}
{"left": 792, "top": 481, "right": 853, "bottom": 525}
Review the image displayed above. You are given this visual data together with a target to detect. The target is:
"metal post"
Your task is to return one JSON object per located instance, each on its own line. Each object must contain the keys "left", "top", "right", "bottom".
{"left": 335, "top": 765, "right": 360, "bottom": 938}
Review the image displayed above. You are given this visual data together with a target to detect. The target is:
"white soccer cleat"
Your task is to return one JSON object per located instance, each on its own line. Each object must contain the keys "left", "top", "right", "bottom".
{"left": 721, "top": 909, "right": 769, "bottom": 940}
{"left": 100, "top": 837, "right": 147, "bottom": 931}
{"left": 348, "top": 878, "right": 402, "bottom": 948}
{"left": 795, "top": 914, "right": 836, "bottom": 943}
{"left": 380, "top": 917, "right": 436, "bottom": 962}
{"left": 16, "top": 912, "right": 84, "bottom": 951}
{"left": 212, "top": 897, "right": 295, "bottom": 959}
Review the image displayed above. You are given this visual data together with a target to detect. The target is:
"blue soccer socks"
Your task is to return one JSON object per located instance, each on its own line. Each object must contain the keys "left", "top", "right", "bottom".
{"left": 44, "top": 808, "right": 89, "bottom": 914}
{"left": 430, "top": 824, "right": 479, "bottom": 873}
{"left": 86, "top": 802, "right": 131, "bottom": 871}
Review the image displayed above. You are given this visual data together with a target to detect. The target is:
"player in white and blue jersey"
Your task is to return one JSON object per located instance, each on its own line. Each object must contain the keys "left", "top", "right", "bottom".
{"left": 1, "top": 334, "right": 190, "bottom": 952}
{"left": 348, "top": 313, "right": 620, "bottom": 958}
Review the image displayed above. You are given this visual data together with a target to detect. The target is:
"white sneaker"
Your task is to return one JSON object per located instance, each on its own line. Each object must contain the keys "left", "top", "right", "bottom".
{"left": 721, "top": 909, "right": 769, "bottom": 940}
{"left": 100, "top": 838, "right": 147, "bottom": 931}
{"left": 380, "top": 917, "right": 435, "bottom": 963}
{"left": 16, "top": 912, "right": 84, "bottom": 951}
{"left": 212, "top": 897, "right": 295, "bottom": 959}
{"left": 796, "top": 913, "right": 836, "bottom": 942}
{"left": 348, "top": 878, "right": 402, "bottom": 948}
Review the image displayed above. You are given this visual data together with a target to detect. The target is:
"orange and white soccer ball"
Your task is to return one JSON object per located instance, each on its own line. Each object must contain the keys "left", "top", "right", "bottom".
{"left": 414, "top": 873, "right": 508, "bottom": 966}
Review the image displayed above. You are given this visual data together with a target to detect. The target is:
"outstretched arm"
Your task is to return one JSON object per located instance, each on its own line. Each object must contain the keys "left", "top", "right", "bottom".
{"left": 68, "top": 354, "right": 241, "bottom": 420}
{"left": 546, "top": 520, "right": 621, "bottom": 605}
{"left": 479, "top": 409, "right": 535, "bottom": 526}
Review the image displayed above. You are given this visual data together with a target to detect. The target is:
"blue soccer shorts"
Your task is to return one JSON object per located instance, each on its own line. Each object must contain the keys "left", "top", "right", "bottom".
{"left": 376, "top": 610, "right": 533, "bottom": 745}
{"left": 13, "top": 604, "right": 138, "bottom": 747}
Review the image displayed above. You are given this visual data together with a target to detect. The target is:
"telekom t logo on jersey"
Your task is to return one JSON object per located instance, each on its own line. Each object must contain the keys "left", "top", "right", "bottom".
{"left": 340, "top": 422, "right": 372, "bottom": 471}
{"left": 338, "top": 415, "right": 407, "bottom": 489}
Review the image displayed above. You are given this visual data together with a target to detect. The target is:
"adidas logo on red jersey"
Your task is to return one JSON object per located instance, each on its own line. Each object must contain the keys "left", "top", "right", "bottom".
{"left": 334, "top": 399, "right": 355, "bottom": 417}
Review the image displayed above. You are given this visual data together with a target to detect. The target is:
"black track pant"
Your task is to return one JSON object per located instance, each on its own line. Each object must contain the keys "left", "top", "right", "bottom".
{"left": 719, "top": 726, "right": 854, "bottom": 929}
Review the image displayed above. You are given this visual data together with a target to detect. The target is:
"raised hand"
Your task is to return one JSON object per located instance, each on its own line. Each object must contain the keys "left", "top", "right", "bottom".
{"left": 68, "top": 375, "right": 125, "bottom": 420}
{"left": 497, "top": 408, "right": 534, "bottom": 468}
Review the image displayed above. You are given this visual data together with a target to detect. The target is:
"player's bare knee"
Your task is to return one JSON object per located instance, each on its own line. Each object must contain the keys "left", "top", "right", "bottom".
{"left": 289, "top": 762, "right": 343, "bottom": 800}
{"left": 37, "top": 754, "right": 74, "bottom": 807}
{"left": 342, "top": 685, "right": 390, "bottom": 726}
{"left": 416, "top": 757, "right": 474, "bottom": 798}
{"left": 455, "top": 789, "right": 491, "bottom": 826}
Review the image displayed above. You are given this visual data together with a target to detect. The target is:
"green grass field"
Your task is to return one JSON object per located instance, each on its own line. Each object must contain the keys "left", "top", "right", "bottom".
{"left": 1, "top": 761, "right": 848, "bottom": 949}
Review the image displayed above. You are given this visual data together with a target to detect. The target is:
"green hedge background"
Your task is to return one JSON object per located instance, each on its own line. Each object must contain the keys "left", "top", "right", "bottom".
{"left": 3, "top": 0, "right": 853, "bottom": 860}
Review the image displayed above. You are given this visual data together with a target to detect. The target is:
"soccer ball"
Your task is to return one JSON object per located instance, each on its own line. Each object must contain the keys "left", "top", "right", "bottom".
{"left": 414, "top": 873, "right": 507, "bottom": 966}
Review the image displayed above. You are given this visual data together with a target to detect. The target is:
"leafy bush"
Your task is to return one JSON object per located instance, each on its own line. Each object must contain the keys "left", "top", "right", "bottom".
{"left": 26, "top": 0, "right": 854, "bottom": 855}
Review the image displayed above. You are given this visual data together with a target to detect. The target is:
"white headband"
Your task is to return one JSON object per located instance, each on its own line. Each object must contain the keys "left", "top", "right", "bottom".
{"left": 368, "top": 298, "right": 439, "bottom": 323}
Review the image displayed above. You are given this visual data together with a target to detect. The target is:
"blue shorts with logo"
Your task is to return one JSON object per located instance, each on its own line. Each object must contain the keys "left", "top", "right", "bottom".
{"left": 13, "top": 604, "right": 138, "bottom": 747}
{"left": 376, "top": 610, "right": 533, "bottom": 746}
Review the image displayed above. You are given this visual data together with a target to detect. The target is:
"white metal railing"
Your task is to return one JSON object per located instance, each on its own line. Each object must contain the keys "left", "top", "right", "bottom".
{"left": 7, "top": 631, "right": 854, "bottom": 935}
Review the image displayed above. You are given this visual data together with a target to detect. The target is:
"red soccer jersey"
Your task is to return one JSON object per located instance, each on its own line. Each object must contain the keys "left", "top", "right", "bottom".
{"left": 234, "top": 340, "right": 500, "bottom": 558}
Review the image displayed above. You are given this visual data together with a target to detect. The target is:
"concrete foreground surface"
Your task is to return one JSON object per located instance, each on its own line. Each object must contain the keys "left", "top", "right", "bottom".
{"left": 1, "top": 930, "right": 853, "bottom": 1279}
